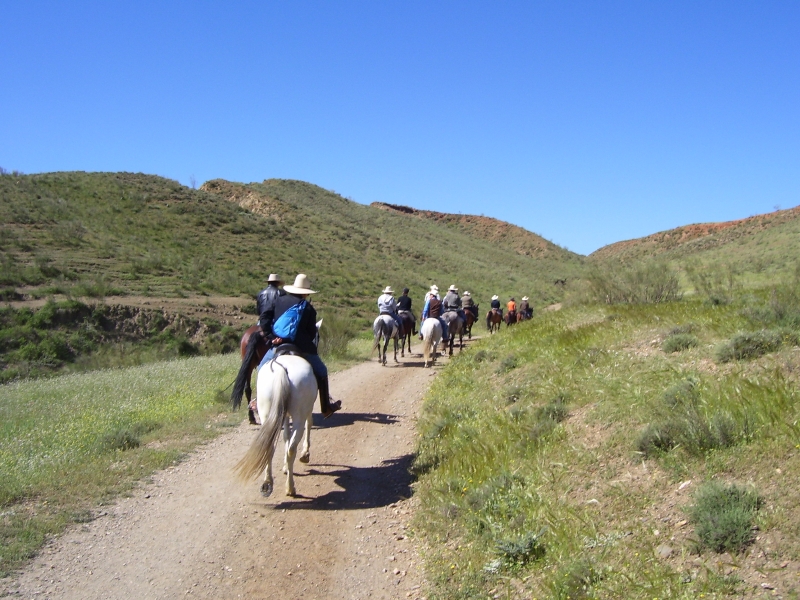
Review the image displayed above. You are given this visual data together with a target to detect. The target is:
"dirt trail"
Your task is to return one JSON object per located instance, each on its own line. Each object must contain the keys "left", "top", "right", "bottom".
{"left": 1, "top": 347, "right": 458, "bottom": 600}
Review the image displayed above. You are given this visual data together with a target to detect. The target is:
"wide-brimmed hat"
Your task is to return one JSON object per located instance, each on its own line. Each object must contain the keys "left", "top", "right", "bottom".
{"left": 284, "top": 274, "right": 317, "bottom": 295}
{"left": 491, "top": 295, "right": 499, "bottom": 300}
{"left": 382, "top": 286, "right": 394, "bottom": 294}
{"left": 463, "top": 291, "right": 471, "bottom": 296}
{"left": 522, "top": 296, "right": 529, "bottom": 301}
{"left": 267, "top": 273, "right": 283, "bottom": 284}
{"left": 448, "top": 284, "right": 458, "bottom": 292}
{"left": 430, "top": 284, "right": 439, "bottom": 292}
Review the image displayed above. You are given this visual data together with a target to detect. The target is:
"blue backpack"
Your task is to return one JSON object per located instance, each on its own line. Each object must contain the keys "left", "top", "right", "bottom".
{"left": 272, "top": 300, "right": 307, "bottom": 342}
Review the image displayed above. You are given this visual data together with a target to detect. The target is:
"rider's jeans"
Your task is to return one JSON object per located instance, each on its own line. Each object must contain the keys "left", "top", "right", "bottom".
{"left": 262, "top": 349, "right": 328, "bottom": 378}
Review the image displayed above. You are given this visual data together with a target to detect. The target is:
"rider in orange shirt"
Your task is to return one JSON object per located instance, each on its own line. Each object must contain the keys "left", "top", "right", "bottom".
{"left": 507, "top": 298, "right": 516, "bottom": 313}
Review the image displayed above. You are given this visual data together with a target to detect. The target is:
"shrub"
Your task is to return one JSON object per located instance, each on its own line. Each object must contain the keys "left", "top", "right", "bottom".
{"left": 715, "top": 329, "right": 799, "bottom": 363}
{"left": 495, "top": 529, "right": 547, "bottom": 567}
{"left": 662, "top": 332, "right": 699, "bottom": 353}
{"left": 497, "top": 354, "right": 518, "bottom": 373}
{"left": 586, "top": 261, "right": 682, "bottom": 304}
{"left": 536, "top": 393, "right": 570, "bottom": 423}
{"left": 687, "top": 481, "right": 760, "bottom": 553}
{"left": 551, "top": 558, "right": 601, "bottom": 600}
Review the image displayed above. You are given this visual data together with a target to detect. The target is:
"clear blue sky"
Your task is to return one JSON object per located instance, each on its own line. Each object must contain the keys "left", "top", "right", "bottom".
{"left": 2, "top": 1, "right": 798, "bottom": 255}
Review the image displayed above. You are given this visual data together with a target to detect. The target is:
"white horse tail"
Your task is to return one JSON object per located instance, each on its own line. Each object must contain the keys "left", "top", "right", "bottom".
{"left": 422, "top": 332, "right": 434, "bottom": 365}
{"left": 234, "top": 361, "right": 290, "bottom": 481}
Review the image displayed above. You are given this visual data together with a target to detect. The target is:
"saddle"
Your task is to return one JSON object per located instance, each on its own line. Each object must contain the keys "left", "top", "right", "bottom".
{"left": 272, "top": 343, "right": 303, "bottom": 358}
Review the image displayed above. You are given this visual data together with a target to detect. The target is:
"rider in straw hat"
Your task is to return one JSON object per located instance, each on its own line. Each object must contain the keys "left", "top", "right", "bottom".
{"left": 377, "top": 285, "right": 402, "bottom": 330}
{"left": 267, "top": 274, "right": 341, "bottom": 418}
{"left": 421, "top": 285, "right": 448, "bottom": 341}
{"left": 256, "top": 273, "right": 285, "bottom": 337}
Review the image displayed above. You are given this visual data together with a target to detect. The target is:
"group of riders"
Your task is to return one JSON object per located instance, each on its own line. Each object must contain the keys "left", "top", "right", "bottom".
{"left": 377, "top": 284, "right": 533, "bottom": 338}
{"left": 252, "top": 272, "right": 534, "bottom": 421}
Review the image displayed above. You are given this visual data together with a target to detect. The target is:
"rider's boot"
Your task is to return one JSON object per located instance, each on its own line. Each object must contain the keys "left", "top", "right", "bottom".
{"left": 316, "top": 375, "right": 341, "bottom": 419}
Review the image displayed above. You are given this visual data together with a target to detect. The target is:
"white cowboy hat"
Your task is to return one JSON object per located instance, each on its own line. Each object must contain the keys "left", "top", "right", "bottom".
{"left": 448, "top": 284, "right": 458, "bottom": 292}
{"left": 284, "top": 274, "right": 317, "bottom": 295}
{"left": 382, "top": 286, "right": 394, "bottom": 294}
{"left": 522, "top": 296, "right": 529, "bottom": 301}
{"left": 491, "top": 295, "right": 499, "bottom": 300}
{"left": 267, "top": 273, "right": 283, "bottom": 284}
{"left": 430, "top": 284, "right": 439, "bottom": 292}
{"left": 463, "top": 291, "right": 471, "bottom": 296}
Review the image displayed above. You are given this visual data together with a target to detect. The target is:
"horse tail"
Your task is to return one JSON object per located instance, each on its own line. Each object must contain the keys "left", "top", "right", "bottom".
{"left": 234, "top": 360, "right": 289, "bottom": 481}
{"left": 231, "top": 333, "right": 262, "bottom": 411}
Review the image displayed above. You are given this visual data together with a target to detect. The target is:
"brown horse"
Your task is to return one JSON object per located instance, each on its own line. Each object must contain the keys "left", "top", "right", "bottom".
{"left": 398, "top": 311, "right": 414, "bottom": 356}
{"left": 504, "top": 309, "right": 517, "bottom": 327}
{"left": 231, "top": 325, "right": 269, "bottom": 424}
{"left": 486, "top": 308, "right": 502, "bottom": 334}
{"left": 464, "top": 305, "right": 478, "bottom": 339}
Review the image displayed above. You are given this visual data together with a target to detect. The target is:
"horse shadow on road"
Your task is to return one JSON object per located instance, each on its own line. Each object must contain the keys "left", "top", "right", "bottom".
{"left": 271, "top": 454, "right": 415, "bottom": 511}
{"left": 311, "top": 411, "right": 400, "bottom": 428}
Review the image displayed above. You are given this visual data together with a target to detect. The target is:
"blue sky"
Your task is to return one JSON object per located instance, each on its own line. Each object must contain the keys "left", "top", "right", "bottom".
{"left": 2, "top": 1, "right": 798, "bottom": 255}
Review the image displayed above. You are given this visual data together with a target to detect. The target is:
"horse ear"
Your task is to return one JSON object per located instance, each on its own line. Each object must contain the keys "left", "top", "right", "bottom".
{"left": 316, "top": 319, "right": 323, "bottom": 330}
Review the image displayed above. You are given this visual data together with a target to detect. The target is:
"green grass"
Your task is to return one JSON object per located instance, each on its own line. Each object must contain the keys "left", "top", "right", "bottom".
{"left": 0, "top": 354, "right": 240, "bottom": 575}
{"left": 412, "top": 286, "right": 800, "bottom": 599}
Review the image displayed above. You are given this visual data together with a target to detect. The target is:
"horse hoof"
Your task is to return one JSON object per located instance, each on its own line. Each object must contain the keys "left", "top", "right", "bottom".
{"left": 299, "top": 453, "right": 310, "bottom": 463}
{"left": 260, "top": 481, "right": 273, "bottom": 497}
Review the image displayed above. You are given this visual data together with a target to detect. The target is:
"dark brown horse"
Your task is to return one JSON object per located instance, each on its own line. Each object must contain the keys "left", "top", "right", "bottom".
{"left": 398, "top": 311, "right": 414, "bottom": 356}
{"left": 504, "top": 309, "right": 517, "bottom": 327}
{"left": 464, "top": 305, "right": 478, "bottom": 339}
{"left": 486, "top": 308, "right": 502, "bottom": 334}
{"left": 231, "top": 325, "right": 269, "bottom": 424}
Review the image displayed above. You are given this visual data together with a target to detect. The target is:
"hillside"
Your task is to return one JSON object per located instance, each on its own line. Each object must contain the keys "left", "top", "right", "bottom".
{"left": 0, "top": 172, "right": 583, "bottom": 312}
{"left": 371, "top": 202, "right": 567, "bottom": 260}
{"left": 590, "top": 204, "right": 800, "bottom": 279}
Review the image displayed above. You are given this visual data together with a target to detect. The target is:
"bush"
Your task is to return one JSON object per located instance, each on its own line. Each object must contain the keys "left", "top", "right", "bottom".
{"left": 587, "top": 261, "right": 682, "bottom": 304}
{"left": 715, "top": 329, "right": 799, "bottom": 363}
{"left": 495, "top": 529, "right": 547, "bottom": 567}
{"left": 687, "top": 481, "right": 760, "bottom": 553}
{"left": 551, "top": 559, "right": 601, "bottom": 600}
{"left": 662, "top": 332, "right": 699, "bottom": 353}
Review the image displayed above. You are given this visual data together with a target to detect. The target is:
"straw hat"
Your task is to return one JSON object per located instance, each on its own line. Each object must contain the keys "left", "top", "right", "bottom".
{"left": 430, "top": 284, "right": 439, "bottom": 292}
{"left": 522, "top": 296, "right": 529, "bottom": 301}
{"left": 284, "top": 274, "right": 317, "bottom": 295}
{"left": 463, "top": 291, "right": 471, "bottom": 296}
{"left": 448, "top": 284, "right": 458, "bottom": 292}
{"left": 491, "top": 295, "right": 499, "bottom": 300}
{"left": 267, "top": 273, "right": 283, "bottom": 284}
{"left": 382, "top": 286, "right": 394, "bottom": 294}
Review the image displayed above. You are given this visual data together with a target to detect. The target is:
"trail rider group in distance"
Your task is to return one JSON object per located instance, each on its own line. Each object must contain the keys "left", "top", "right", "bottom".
{"left": 254, "top": 273, "right": 533, "bottom": 419}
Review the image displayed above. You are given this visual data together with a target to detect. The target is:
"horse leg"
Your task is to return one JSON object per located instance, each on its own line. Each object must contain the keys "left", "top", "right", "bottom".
{"left": 261, "top": 458, "right": 274, "bottom": 497}
{"left": 284, "top": 419, "right": 305, "bottom": 496}
{"left": 393, "top": 336, "right": 399, "bottom": 363}
{"left": 299, "top": 414, "right": 311, "bottom": 464}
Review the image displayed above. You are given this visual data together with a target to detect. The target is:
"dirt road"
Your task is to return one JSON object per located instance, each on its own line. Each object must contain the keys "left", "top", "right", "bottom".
{"left": 1, "top": 348, "right": 455, "bottom": 600}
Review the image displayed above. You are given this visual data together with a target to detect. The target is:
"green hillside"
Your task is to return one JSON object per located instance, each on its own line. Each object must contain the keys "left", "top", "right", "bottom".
{"left": 0, "top": 171, "right": 584, "bottom": 314}
{"left": 589, "top": 205, "right": 800, "bottom": 285}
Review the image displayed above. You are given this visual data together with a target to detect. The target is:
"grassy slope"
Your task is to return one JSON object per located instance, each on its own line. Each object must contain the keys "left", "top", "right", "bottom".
{"left": 589, "top": 205, "right": 800, "bottom": 285}
{"left": 0, "top": 171, "right": 585, "bottom": 317}
{"left": 207, "top": 177, "right": 585, "bottom": 310}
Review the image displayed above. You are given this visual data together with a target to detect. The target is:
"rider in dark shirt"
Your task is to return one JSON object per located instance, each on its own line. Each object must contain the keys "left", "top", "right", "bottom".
{"left": 256, "top": 274, "right": 285, "bottom": 337}
{"left": 396, "top": 287, "right": 417, "bottom": 335}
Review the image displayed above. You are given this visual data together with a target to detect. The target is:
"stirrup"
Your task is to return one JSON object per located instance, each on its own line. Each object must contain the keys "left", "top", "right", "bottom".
{"left": 323, "top": 399, "right": 342, "bottom": 419}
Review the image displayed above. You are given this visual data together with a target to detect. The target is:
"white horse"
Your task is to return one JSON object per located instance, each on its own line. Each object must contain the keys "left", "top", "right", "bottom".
{"left": 234, "top": 354, "right": 317, "bottom": 497}
{"left": 372, "top": 314, "right": 399, "bottom": 365}
{"left": 420, "top": 318, "right": 443, "bottom": 368}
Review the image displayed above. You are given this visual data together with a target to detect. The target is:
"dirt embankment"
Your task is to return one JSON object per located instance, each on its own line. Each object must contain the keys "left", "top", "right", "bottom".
{"left": 0, "top": 344, "right": 458, "bottom": 599}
